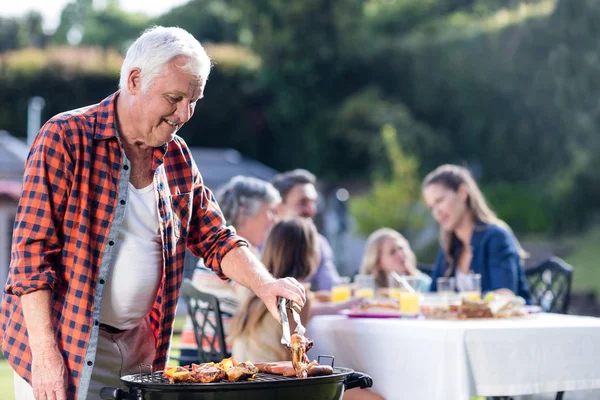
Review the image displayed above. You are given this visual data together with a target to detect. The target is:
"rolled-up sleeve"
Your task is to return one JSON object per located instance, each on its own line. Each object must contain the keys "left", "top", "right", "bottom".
{"left": 7, "top": 121, "right": 72, "bottom": 296}
{"left": 186, "top": 173, "right": 247, "bottom": 279}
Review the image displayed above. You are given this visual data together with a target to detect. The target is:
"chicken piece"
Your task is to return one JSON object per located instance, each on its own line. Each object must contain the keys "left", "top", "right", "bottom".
{"left": 191, "top": 364, "right": 226, "bottom": 383}
{"left": 226, "top": 362, "right": 259, "bottom": 382}
{"left": 164, "top": 366, "right": 193, "bottom": 383}
{"left": 290, "top": 333, "right": 314, "bottom": 378}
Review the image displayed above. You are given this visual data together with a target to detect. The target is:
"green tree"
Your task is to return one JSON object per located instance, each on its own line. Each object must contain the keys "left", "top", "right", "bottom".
{"left": 349, "top": 124, "right": 425, "bottom": 237}
{"left": 154, "top": 0, "right": 243, "bottom": 43}
{"left": 0, "top": 17, "right": 21, "bottom": 52}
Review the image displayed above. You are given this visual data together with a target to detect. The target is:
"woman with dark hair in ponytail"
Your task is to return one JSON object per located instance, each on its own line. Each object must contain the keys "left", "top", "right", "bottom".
{"left": 422, "top": 164, "right": 531, "bottom": 302}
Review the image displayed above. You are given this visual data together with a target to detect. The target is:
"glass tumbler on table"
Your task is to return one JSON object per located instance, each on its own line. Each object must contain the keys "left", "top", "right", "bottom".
{"left": 460, "top": 273, "right": 482, "bottom": 301}
{"left": 397, "top": 276, "right": 421, "bottom": 315}
{"left": 331, "top": 277, "right": 352, "bottom": 303}
{"left": 354, "top": 274, "right": 375, "bottom": 299}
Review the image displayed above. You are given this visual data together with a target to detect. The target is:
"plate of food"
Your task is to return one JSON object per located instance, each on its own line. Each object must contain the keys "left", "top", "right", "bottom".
{"left": 341, "top": 300, "right": 403, "bottom": 319}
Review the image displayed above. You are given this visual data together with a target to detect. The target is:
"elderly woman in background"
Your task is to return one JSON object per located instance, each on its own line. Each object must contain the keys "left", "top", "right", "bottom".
{"left": 422, "top": 164, "right": 531, "bottom": 301}
{"left": 179, "top": 175, "right": 281, "bottom": 363}
{"left": 360, "top": 228, "right": 431, "bottom": 293}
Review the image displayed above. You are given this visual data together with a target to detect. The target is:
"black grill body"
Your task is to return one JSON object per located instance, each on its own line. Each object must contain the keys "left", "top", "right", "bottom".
{"left": 100, "top": 367, "right": 372, "bottom": 400}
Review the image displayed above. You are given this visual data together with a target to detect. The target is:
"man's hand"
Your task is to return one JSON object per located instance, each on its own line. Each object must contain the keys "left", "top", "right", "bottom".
{"left": 255, "top": 277, "right": 307, "bottom": 323}
{"left": 31, "top": 345, "right": 68, "bottom": 400}
{"left": 21, "top": 289, "right": 67, "bottom": 400}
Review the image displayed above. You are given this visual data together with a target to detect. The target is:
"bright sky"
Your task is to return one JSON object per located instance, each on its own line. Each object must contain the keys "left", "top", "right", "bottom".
{"left": 2, "top": 0, "right": 190, "bottom": 32}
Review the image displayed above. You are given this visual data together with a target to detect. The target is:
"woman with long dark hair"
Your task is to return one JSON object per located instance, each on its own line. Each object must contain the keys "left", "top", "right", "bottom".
{"left": 422, "top": 164, "right": 531, "bottom": 302}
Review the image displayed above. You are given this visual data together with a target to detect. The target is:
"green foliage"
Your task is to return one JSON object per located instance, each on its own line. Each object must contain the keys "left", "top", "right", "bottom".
{"left": 51, "top": 0, "right": 149, "bottom": 51}
{"left": 0, "top": 45, "right": 263, "bottom": 152}
{"left": 3, "top": 0, "right": 600, "bottom": 236}
{"left": 331, "top": 87, "right": 446, "bottom": 178}
{"left": 482, "top": 182, "right": 551, "bottom": 234}
{"left": 154, "top": 0, "right": 243, "bottom": 43}
{"left": 349, "top": 124, "right": 425, "bottom": 237}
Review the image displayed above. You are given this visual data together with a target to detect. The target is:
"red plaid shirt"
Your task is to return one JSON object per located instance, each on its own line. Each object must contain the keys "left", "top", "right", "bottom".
{"left": 0, "top": 92, "right": 247, "bottom": 399}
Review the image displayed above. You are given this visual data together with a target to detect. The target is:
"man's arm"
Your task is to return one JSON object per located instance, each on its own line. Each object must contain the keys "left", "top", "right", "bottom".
{"left": 21, "top": 289, "right": 68, "bottom": 400}
{"left": 7, "top": 119, "right": 72, "bottom": 296}
{"left": 220, "top": 246, "right": 305, "bottom": 322}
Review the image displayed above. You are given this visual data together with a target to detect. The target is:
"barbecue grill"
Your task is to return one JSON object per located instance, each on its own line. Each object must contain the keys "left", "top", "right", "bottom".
{"left": 100, "top": 366, "right": 372, "bottom": 400}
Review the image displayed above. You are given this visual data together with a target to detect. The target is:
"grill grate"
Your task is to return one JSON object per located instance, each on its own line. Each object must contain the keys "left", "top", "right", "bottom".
{"left": 125, "top": 368, "right": 347, "bottom": 386}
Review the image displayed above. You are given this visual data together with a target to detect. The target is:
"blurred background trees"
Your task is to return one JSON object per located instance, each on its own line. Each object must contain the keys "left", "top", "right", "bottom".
{"left": 1, "top": 0, "right": 599, "bottom": 240}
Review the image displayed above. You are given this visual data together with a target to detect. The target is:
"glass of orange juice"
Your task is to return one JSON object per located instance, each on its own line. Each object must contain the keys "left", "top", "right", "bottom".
{"left": 397, "top": 276, "right": 421, "bottom": 315}
{"left": 354, "top": 274, "right": 375, "bottom": 299}
{"left": 331, "top": 277, "right": 352, "bottom": 303}
{"left": 386, "top": 274, "right": 402, "bottom": 300}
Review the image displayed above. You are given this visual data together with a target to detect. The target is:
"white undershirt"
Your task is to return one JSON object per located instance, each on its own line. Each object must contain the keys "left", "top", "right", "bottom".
{"left": 100, "top": 182, "right": 163, "bottom": 330}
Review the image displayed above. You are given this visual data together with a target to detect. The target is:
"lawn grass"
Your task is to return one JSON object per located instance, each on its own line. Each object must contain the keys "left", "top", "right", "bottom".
{"left": 0, "top": 355, "right": 14, "bottom": 400}
{"left": 563, "top": 226, "right": 600, "bottom": 296}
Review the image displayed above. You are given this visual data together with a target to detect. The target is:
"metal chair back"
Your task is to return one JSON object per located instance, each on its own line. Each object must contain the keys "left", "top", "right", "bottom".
{"left": 525, "top": 256, "right": 573, "bottom": 314}
{"left": 181, "top": 279, "right": 229, "bottom": 363}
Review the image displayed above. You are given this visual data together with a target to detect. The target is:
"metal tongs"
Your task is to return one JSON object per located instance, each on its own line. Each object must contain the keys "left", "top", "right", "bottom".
{"left": 279, "top": 297, "right": 306, "bottom": 347}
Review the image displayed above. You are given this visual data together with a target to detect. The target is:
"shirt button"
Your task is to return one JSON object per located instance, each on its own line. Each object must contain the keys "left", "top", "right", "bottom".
{"left": 109, "top": 241, "right": 114, "bottom": 246}
{"left": 123, "top": 165, "right": 129, "bottom": 170}
{"left": 99, "top": 279, "right": 105, "bottom": 285}
{"left": 120, "top": 200, "right": 126, "bottom": 205}
{"left": 87, "top": 361, "right": 93, "bottom": 366}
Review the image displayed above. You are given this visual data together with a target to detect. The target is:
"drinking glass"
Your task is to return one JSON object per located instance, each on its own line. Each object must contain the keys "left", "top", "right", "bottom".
{"left": 331, "top": 277, "right": 352, "bottom": 303}
{"left": 354, "top": 274, "right": 375, "bottom": 299}
{"left": 437, "top": 277, "right": 456, "bottom": 295}
{"left": 397, "top": 276, "right": 421, "bottom": 315}
{"left": 460, "top": 273, "right": 482, "bottom": 301}
{"left": 387, "top": 274, "right": 403, "bottom": 300}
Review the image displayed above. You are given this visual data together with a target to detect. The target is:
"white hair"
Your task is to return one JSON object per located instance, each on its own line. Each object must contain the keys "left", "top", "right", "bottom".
{"left": 119, "top": 26, "right": 211, "bottom": 93}
{"left": 216, "top": 176, "right": 281, "bottom": 227}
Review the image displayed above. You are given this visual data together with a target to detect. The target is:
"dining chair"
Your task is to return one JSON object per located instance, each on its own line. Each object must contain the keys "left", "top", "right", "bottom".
{"left": 525, "top": 256, "right": 574, "bottom": 314}
{"left": 523, "top": 257, "right": 573, "bottom": 400}
{"left": 181, "top": 278, "right": 230, "bottom": 363}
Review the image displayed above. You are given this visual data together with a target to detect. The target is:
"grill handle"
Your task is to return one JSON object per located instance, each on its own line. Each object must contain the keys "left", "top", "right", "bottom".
{"left": 100, "top": 387, "right": 127, "bottom": 400}
{"left": 343, "top": 371, "right": 373, "bottom": 390}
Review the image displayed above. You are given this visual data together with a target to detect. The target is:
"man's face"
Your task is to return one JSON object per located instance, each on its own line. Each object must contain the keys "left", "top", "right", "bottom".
{"left": 129, "top": 55, "right": 205, "bottom": 147}
{"left": 277, "top": 183, "right": 318, "bottom": 220}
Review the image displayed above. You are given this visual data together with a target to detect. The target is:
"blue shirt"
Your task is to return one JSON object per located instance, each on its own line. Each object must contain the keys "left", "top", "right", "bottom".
{"left": 429, "top": 222, "right": 531, "bottom": 303}
{"left": 306, "top": 234, "right": 341, "bottom": 291}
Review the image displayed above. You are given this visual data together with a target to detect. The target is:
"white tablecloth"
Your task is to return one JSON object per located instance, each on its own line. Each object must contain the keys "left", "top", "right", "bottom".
{"left": 307, "top": 314, "right": 600, "bottom": 400}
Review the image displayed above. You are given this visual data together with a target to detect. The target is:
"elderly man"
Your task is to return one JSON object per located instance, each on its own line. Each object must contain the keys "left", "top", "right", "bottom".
{"left": 1, "top": 26, "right": 305, "bottom": 400}
{"left": 271, "top": 169, "right": 341, "bottom": 291}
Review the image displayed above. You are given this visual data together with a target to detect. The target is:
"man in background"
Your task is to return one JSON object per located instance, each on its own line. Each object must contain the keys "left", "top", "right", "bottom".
{"left": 271, "top": 169, "right": 341, "bottom": 291}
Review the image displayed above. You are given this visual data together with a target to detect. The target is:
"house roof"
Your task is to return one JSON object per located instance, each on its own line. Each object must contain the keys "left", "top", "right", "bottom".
{"left": 0, "top": 131, "right": 277, "bottom": 192}
{"left": 0, "top": 130, "right": 27, "bottom": 181}
{"left": 190, "top": 148, "right": 278, "bottom": 191}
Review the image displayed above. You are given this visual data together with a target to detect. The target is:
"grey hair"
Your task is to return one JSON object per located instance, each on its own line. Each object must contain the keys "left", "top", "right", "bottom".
{"left": 216, "top": 176, "right": 281, "bottom": 227}
{"left": 119, "top": 26, "right": 212, "bottom": 94}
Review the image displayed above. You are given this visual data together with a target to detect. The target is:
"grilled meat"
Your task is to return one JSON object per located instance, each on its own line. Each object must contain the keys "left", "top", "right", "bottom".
{"left": 290, "top": 333, "right": 315, "bottom": 378}
{"left": 226, "top": 362, "right": 258, "bottom": 382}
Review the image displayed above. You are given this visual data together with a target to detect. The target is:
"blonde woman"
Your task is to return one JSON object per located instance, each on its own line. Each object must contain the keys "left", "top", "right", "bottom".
{"left": 422, "top": 164, "right": 531, "bottom": 302}
{"left": 360, "top": 228, "right": 431, "bottom": 293}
